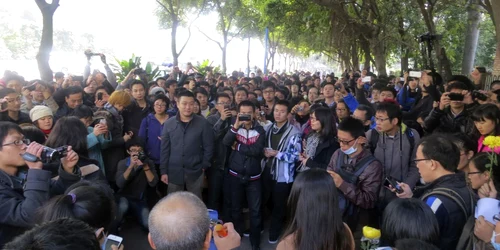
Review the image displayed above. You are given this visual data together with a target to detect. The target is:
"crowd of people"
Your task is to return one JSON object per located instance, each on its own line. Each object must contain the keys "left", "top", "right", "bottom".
{"left": 0, "top": 57, "right": 500, "bottom": 250}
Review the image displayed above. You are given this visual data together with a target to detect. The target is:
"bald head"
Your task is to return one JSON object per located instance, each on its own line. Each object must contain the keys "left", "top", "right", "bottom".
{"left": 148, "top": 192, "right": 210, "bottom": 250}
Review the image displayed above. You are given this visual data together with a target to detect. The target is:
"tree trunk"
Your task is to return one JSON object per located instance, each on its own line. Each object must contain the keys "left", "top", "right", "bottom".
{"left": 360, "top": 37, "right": 372, "bottom": 71}
{"left": 246, "top": 37, "right": 250, "bottom": 76}
{"left": 171, "top": 18, "right": 179, "bottom": 66}
{"left": 222, "top": 44, "right": 227, "bottom": 75}
{"left": 401, "top": 48, "right": 409, "bottom": 73}
{"left": 351, "top": 42, "right": 359, "bottom": 71}
{"left": 437, "top": 42, "right": 453, "bottom": 80}
{"left": 372, "top": 42, "right": 387, "bottom": 76}
{"left": 36, "top": 0, "right": 59, "bottom": 82}
{"left": 461, "top": 0, "right": 481, "bottom": 75}
{"left": 491, "top": 0, "right": 500, "bottom": 75}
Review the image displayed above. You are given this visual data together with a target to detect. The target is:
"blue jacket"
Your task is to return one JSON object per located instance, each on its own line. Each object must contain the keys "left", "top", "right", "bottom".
{"left": 87, "top": 127, "right": 112, "bottom": 174}
{"left": 343, "top": 93, "right": 359, "bottom": 112}
{"left": 139, "top": 113, "right": 168, "bottom": 164}
{"left": 397, "top": 86, "right": 418, "bottom": 111}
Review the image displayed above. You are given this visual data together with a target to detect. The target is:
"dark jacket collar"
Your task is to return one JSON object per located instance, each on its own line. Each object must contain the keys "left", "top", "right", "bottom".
{"left": 414, "top": 172, "right": 466, "bottom": 197}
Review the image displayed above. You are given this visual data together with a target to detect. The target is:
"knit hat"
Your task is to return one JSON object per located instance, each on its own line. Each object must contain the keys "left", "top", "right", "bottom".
{"left": 149, "top": 86, "right": 166, "bottom": 96}
{"left": 29, "top": 105, "right": 53, "bottom": 122}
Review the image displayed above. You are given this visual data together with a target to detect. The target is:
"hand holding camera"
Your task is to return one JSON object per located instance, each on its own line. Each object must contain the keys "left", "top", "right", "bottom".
{"left": 24, "top": 142, "right": 45, "bottom": 170}
{"left": 61, "top": 146, "right": 79, "bottom": 173}
{"left": 439, "top": 92, "right": 452, "bottom": 110}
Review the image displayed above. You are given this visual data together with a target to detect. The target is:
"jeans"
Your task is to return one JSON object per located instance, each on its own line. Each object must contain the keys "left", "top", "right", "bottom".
{"left": 227, "top": 174, "right": 262, "bottom": 247}
{"left": 168, "top": 173, "right": 204, "bottom": 199}
{"left": 118, "top": 197, "right": 150, "bottom": 230}
{"left": 268, "top": 181, "right": 292, "bottom": 240}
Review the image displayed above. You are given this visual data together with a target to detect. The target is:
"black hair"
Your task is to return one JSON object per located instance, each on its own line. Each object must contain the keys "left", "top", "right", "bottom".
{"left": 156, "top": 77, "right": 166, "bottom": 82}
{"left": 490, "top": 80, "right": 500, "bottom": 89}
{"left": 394, "top": 239, "right": 440, "bottom": 250}
{"left": 312, "top": 107, "right": 337, "bottom": 139}
{"left": 21, "top": 125, "right": 46, "bottom": 144}
{"left": 54, "top": 72, "right": 65, "bottom": 79}
{"left": 337, "top": 116, "right": 365, "bottom": 139}
{"left": 446, "top": 81, "right": 468, "bottom": 92}
{"left": 177, "top": 90, "right": 195, "bottom": 100}
{"left": 166, "top": 79, "right": 178, "bottom": 87}
{"left": 174, "top": 87, "right": 187, "bottom": 97}
{"left": 0, "top": 88, "right": 16, "bottom": 98}
{"left": 235, "top": 87, "right": 249, "bottom": 96}
{"left": 261, "top": 81, "right": 276, "bottom": 91}
{"left": 199, "top": 81, "right": 210, "bottom": 87}
{"left": 451, "top": 133, "right": 477, "bottom": 155}
{"left": 356, "top": 104, "right": 375, "bottom": 121}
{"left": 284, "top": 79, "right": 293, "bottom": 86}
{"left": 336, "top": 99, "right": 350, "bottom": 113}
{"left": 371, "top": 83, "right": 385, "bottom": 92}
{"left": 238, "top": 100, "right": 256, "bottom": 112}
{"left": 276, "top": 86, "right": 290, "bottom": 99}
{"left": 0, "top": 122, "right": 23, "bottom": 150}
{"left": 476, "top": 66, "right": 487, "bottom": 73}
{"left": 282, "top": 168, "right": 353, "bottom": 250}
{"left": 418, "top": 134, "right": 460, "bottom": 172}
{"left": 65, "top": 86, "right": 83, "bottom": 98}
{"left": 130, "top": 79, "right": 146, "bottom": 90}
{"left": 216, "top": 92, "right": 231, "bottom": 103}
{"left": 95, "top": 86, "right": 109, "bottom": 95}
{"left": 126, "top": 137, "right": 145, "bottom": 150}
{"left": 38, "top": 180, "right": 115, "bottom": 230}
{"left": 472, "top": 103, "right": 500, "bottom": 136}
{"left": 380, "top": 198, "right": 439, "bottom": 247}
{"left": 153, "top": 94, "right": 170, "bottom": 112}
{"left": 70, "top": 105, "right": 94, "bottom": 119}
{"left": 193, "top": 99, "right": 202, "bottom": 115}
{"left": 45, "top": 116, "right": 89, "bottom": 157}
{"left": 427, "top": 71, "right": 443, "bottom": 86}
{"left": 470, "top": 153, "right": 500, "bottom": 192}
{"left": 376, "top": 101, "right": 402, "bottom": 126}
{"left": 380, "top": 86, "right": 397, "bottom": 98}
{"left": 4, "top": 218, "right": 101, "bottom": 250}
{"left": 308, "top": 86, "right": 319, "bottom": 93}
{"left": 194, "top": 87, "right": 209, "bottom": 97}
{"left": 275, "top": 99, "right": 291, "bottom": 113}
{"left": 448, "top": 75, "right": 474, "bottom": 91}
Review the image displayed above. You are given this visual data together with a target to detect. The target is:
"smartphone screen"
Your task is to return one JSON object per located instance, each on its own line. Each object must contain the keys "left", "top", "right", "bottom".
{"left": 105, "top": 235, "right": 122, "bottom": 250}
{"left": 409, "top": 71, "right": 422, "bottom": 78}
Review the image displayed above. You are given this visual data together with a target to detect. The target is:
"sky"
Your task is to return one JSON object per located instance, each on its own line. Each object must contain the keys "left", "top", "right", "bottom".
{"left": 0, "top": 0, "right": 280, "bottom": 79}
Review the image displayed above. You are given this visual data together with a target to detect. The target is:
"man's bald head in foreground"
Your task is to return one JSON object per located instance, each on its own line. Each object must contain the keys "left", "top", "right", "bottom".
{"left": 148, "top": 191, "right": 211, "bottom": 250}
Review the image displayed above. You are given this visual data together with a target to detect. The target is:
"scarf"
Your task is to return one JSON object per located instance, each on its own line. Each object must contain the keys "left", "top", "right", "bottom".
{"left": 305, "top": 132, "right": 321, "bottom": 159}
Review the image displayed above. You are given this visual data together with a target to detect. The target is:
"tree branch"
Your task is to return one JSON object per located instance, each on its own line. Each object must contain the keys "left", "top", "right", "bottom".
{"left": 197, "top": 27, "right": 223, "bottom": 50}
{"left": 156, "top": 0, "right": 173, "bottom": 15}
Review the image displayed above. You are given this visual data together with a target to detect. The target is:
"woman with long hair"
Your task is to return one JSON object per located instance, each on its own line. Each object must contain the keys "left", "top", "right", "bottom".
{"left": 472, "top": 103, "right": 500, "bottom": 153}
{"left": 467, "top": 152, "right": 500, "bottom": 199}
{"left": 298, "top": 107, "right": 339, "bottom": 170}
{"left": 278, "top": 168, "right": 354, "bottom": 250}
{"left": 45, "top": 117, "right": 105, "bottom": 181}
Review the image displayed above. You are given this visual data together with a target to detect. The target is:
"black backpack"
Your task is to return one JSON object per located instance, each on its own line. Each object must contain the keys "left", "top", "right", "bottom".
{"left": 421, "top": 187, "right": 475, "bottom": 250}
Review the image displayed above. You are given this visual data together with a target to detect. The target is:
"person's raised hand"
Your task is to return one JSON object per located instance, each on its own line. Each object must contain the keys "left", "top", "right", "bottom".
{"left": 395, "top": 182, "right": 413, "bottom": 198}
{"left": 475, "top": 216, "right": 495, "bottom": 242}
{"left": 110, "top": 244, "right": 124, "bottom": 250}
{"left": 100, "top": 54, "right": 107, "bottom": 65}
{"left": 439, "top": 92, "right": 450, "bottom": 110}
{"left": 220, "top": 108, "right": 231, "bottom": 121}
{"left": 213, "top": 222, "right": 241, "bottom": 250}
{"left": 61, "top": 146, "right": 79, "bottom": 173}
{"left": 161, "top": 174, "right": 169, "bottom": 184}
{"left": 25, "top": 142, "right": 44, "bottom": 170}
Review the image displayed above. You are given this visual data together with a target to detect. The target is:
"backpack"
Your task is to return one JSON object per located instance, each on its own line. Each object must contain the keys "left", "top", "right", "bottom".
{"left": 335, "top": 152, "right": 377, "bottom": 218}
{"left": 421, "top": 187, "right": 475, "bottom": 250}
{"left": 369, "top": 128, "right": 415, "bottom": 155}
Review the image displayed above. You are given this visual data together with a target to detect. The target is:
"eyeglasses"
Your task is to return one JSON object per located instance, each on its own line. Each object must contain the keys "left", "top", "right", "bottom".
{"left": 467, "top": 171, "right": 483, "bottom": 175}
{"left": 336, "top": 108, "right": 346, "bottom": 112}
{"left": 2, "top": 138, "right": 30, "bottom": 147}
{"left": 412, "top": 158, "right": 431, "bottom": 164}
{"left": 337, "top": 138, "right": 356, "bottom": 145}
{"left": 375, "top": 117, "right": 391, "bottom": 122}
{"left": 216, "top": 102, "right": 231, "bottom": 106}
{"left": 154, "top": 104, "right": 167, "bottom": 107}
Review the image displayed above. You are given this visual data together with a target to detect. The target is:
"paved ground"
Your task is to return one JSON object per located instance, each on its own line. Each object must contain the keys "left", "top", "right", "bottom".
{"left": 120, "top": 219, "right": 277, "bottom": 250}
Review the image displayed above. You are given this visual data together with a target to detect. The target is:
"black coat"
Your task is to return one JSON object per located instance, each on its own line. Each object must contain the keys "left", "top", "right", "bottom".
{"left": 423, "top": 106, "right": 476, "bottom": 136}
{"left": 160, "top": 114, "right": 214, "bottom": 185}
{"left": 0, "top": 166, "right": 81, "bottom": 247}
{"left": 207, "top": 112, "right": 231, "bottom": 170}
{"left": 122, "top": 100, "right": 153, "bottom": 136}
{"left": 305, "top": 136, "right": 339, "bottom": 170}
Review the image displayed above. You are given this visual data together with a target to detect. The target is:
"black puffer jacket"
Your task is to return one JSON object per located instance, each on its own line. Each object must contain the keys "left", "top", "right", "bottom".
{"left": 223, "top": 122, "right": 265, "bottom": 177}
{"left": 423, "top": 105, "right": 476, "bottom": 136}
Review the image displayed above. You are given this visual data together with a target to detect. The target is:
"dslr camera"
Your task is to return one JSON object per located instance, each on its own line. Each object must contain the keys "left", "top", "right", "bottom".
{"left": 137, "top": 151, "right": 147, "bottom": 162}
{"left": 41, "top": 146, "right": 69, "bottom": 163}
{"left": 84, "top": 49, "right": 100, "bottom": 57}
{"left": 134, "top": 68, "right": 146, "bottom": 75}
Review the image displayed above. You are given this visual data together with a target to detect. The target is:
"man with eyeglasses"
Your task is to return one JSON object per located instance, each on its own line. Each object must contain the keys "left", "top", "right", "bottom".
{"left": 0, "top": 121, "right": 81, "bottom": 247}
{"left": 393, "top": 134, "right": 474, "bottom": 250}
{"left": 206, "top": 93, "right": 233, "bottom": 215}
{"left": 326, "top": 117, "right": 383, "bottom": 240}
{"left": 0, "top": 88, "right": 31, "bottom": 124}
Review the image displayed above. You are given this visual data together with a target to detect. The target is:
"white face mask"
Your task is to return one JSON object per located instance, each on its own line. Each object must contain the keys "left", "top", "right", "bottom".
{"left": 341, "top": 139, "right": 358, "bottom": 155}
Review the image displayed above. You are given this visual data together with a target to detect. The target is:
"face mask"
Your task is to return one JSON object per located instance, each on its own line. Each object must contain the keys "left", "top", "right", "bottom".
{"left": 257, "top": 96, "right": 263, "bottom": 102}
{"left": 341, "top": 139, "right": 358, "bottom": 155}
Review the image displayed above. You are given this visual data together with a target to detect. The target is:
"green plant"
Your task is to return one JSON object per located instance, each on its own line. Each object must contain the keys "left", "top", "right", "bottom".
{"left": 111, "top": 54, "right": 160, "bottom": 82}
{"left": 194, "top": 59, "right": 221, "bottom": 76}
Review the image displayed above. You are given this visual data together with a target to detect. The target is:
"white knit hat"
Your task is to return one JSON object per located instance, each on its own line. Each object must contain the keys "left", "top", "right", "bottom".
{"left": 149, "top": 86, "right": 166, "bottom": 96}
{"left": 29, "top": 105, "right": 53, "bottom": 122}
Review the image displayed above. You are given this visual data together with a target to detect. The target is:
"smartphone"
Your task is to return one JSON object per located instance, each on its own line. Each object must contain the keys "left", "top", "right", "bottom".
{"left": 239, "top": 114, "right": 251, "bottom": 121}
{"left": 362, "top": 76, "right": 371, "bottom": 83}
{"left": 448, "top": 93, "right": 464, "bottom": 101}
{"left": 224, "top": 104, "right": 231, "bottom": 110}
{"left": 99, "top": 119, "right": 107, "bottom": 125}
{"left": 97, "top": 92, "right": 103, "bottom": 101}
{"left": 399, "top": 77, "right": 405, "bottom": 82}
{"left": 1, "top": 101, "right": 7, "bottom": 111}
{"left": 104, "top": 234, "right": 123, "bottom": 250}
{"left": 409, "top": 71, "right": 422, "bottom": 78}
{"left": 297, "top": 106, "right": 304, "bottom": 112}
{"left": 384, "top": 176, "right": 403, "bottom": 194}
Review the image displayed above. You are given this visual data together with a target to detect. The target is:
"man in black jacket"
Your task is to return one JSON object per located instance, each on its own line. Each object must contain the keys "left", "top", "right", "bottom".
{"left": 53, "top": 86, "right": 84, "bottom": 121}
{"left": 423, "top": 81, "right": 475, "bottom": 135}
{"left": 396, "top": 134, "right": 474, "bottom": 250}
{"left": 160, "top": 91, "right": 214, "bottom": 199}
{"left": 206, "top": 93, "right": 232, "bottom": 213}
{"left": 122, "top": 80, "right": 153, "bottom": 135}
{"left": 223, "top": 100, "right": 265, "bottom": 250}
{"left": 0, "top": 122, "right": 81, "bottom": 247}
